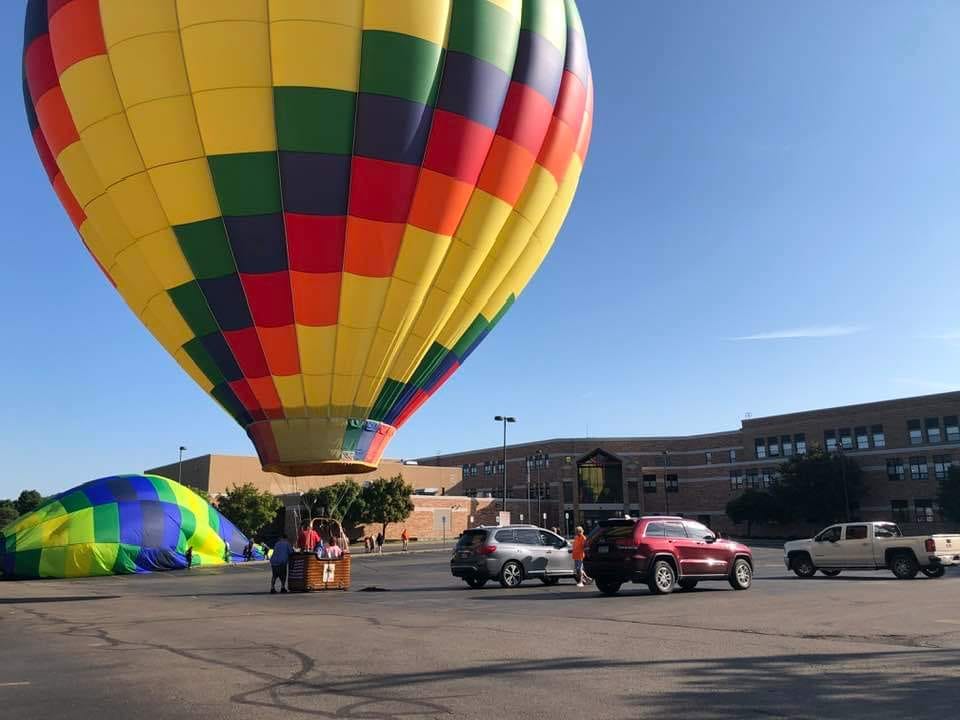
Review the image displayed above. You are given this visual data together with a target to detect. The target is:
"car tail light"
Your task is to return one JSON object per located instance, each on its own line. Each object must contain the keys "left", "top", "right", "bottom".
{"left": 925, "top": 539, "right": 936, "bottom": 553}
{"left": 478, "top": 544, "right": 497, "bottom": 555}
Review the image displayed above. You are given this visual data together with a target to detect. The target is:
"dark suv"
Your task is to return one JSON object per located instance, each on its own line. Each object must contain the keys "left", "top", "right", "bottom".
{"left": 583, "top": 516, "right": 753, "bottom": 596}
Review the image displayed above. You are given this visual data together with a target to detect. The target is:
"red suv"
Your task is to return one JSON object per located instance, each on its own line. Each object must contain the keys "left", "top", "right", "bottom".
{"left": 583, "top": 516, "right": 753, "bottom": 596}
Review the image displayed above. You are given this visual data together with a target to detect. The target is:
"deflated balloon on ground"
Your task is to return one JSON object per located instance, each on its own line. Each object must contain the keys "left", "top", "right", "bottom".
{"left": 0, "top": 474, "right": 257, "bottom": 579}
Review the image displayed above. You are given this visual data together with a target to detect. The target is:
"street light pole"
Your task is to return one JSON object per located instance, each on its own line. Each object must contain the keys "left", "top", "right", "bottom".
{"left": 536, "top": 449, "right": 544, "bottom": 526}
{"left": 836, "top": 442, "right": 850, "bottom": 522}
{"left": 663, "top": 449, "right": 670, "bottom": 515}
{"left": 178, "top": 446, "right": 186, "bottom": 486}
{"left": 494, "top": 416, "right": 515, "bottom": 514}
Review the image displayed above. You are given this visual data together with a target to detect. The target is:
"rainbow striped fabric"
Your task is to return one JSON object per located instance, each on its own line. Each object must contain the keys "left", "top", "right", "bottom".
{"left": 0, "top": 475, "right": 256, "bottom": 579}
{"left": 22, "top": 1, "right": 593, "bottom": 476}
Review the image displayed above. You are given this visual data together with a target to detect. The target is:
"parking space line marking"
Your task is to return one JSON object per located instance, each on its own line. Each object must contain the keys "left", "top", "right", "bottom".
{"left": 0, "top": 682, "right": 31, "bottom": 688}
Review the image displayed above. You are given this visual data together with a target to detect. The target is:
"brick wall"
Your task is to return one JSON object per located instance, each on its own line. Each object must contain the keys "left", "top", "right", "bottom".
{"left": 355, "top": 496, "right": 500, "bottom": 542}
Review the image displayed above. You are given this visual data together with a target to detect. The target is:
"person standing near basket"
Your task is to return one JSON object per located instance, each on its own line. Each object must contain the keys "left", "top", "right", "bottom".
{"left": 270, "top": 533, "right": 292, "bottom": 594}
{"left": 572, "top": 526, "right": 591, "bottom": 587}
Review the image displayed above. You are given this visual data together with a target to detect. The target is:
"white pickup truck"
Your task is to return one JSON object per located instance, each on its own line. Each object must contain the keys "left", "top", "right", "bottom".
{"left": 784, "top": 522, "right": 960, "bottom": 579}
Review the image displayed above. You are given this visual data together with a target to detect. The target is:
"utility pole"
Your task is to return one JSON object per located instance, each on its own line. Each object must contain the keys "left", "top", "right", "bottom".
{"left": 663, "top": 449, "right": 671, "bottom": 515}
{"left": 494, "top": 416, "right": 515, "bottom": 514}
{"left": 178, "top": 446, "right": 186, "bottom": 486}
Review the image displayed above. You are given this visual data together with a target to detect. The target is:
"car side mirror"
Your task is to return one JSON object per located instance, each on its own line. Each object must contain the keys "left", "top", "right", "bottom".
{"left": 704, "top": 535, "right": 716, "bottom": 544}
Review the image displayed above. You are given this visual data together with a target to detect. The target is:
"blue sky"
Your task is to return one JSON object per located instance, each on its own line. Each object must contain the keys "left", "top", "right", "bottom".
{"left": 3, "top": 1, "right": 960, "bottom": 496}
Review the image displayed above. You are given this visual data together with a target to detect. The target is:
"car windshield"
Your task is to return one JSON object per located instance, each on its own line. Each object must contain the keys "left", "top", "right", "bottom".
{"left": 875, "top": 523, "right": 903, "bottom": 538}
{"left": 456, "top": 530, "right": 487, "bottom": 549}
{"left": 587, "top": 521, "right": 634, "bottom": 543}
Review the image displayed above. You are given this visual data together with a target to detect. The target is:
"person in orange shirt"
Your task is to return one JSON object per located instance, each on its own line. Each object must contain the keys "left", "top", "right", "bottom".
{"left": 572, "top": 526, "right": 591, "bottom": 587}
{"left": 401, "top": 527, "right": 409, "bottom": 552}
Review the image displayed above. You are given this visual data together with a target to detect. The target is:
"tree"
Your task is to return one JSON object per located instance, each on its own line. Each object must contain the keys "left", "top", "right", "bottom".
{"left": 216, "top": 483, "right": 281, "bottom": 538}
{"left": 0, "top": 500, "right": 18, "bottom": 529}
{"left": 14, "top": 490, "right": 44, "bottom": 516}
{"left": 773, "top": 448, "right": 864, "bottom": 526}
{"left": 725, "top": 490, "right": 785, "bottom": 537}
{"left": 302, "top": 480, "right": 365, "bottom": 527}
{"left": 359, "top": 475, "right": 414, "bottom": 539}
{"left": 938, "top": 466, "right": 960, "bottom": 523}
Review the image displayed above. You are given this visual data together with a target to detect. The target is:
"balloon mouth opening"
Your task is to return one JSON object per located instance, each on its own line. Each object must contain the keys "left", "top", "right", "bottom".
{"left": 262, "top": 460, "right": 380, "bottom": 477}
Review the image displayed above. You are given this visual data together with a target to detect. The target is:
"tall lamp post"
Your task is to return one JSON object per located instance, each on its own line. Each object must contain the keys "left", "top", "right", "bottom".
{"left": 494, "top": 416, "right": 516, "bottom": 513}
{"left": 178, "top": 446, "right": 187, "bottom": 486}
{"left": 662, "top": 449, "right": 671, "bottom": 515}
{"left": 535, "top": 450, "right": 546, "bottom": 527}
{"left": 836, "top": 441, "right": 851, "bottom": 522}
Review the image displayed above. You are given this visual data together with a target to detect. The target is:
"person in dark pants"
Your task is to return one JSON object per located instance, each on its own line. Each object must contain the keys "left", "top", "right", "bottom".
{"left": 184, "top": 546, "right": 193, "bottom": 569}
{"left": 270, "top": 534, "right": 292, "bottom": 594}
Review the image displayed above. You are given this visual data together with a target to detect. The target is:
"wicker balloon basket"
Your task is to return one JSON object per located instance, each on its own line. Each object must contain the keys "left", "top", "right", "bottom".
{"left": 288, "top": 552, "right": 351, "bottom": 591}
{"left": 287, "top": 517, "right": 353, "bottom": 592}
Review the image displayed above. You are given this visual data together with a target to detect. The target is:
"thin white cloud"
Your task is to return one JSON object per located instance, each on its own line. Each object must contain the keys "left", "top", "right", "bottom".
{"left": 892, "top": 377, "right": 959, "bottom": 393}
{"left": 729, "top": 325, "right": 865, "bottom": 341}
{"left": 921, "top": 331, "right": 960, "bottom": 341}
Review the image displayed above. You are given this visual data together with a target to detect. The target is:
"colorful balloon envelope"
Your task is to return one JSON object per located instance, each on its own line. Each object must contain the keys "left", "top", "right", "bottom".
{"left": 22, "top": 0, "right": 593, "bottom": 476}
{"left": 0, "top": 475, "right": 258, "bottom": 579}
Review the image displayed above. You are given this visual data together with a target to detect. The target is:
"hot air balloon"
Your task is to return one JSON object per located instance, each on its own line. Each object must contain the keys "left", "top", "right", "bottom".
{"left": 0, "top": 474, "right": 259, "bottom": 579}
{"left": 22, "top": 0, "right": 593, "bottom": 476}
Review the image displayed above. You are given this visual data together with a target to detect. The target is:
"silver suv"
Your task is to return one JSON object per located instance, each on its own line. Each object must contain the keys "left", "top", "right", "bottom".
{"left": 450, "top": 525, "right": 576, "bottom": 588}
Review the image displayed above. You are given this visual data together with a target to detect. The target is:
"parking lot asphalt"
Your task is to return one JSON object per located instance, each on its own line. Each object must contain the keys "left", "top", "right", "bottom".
{"left": 1, "top": 546, "right": 958, "bottom": 719}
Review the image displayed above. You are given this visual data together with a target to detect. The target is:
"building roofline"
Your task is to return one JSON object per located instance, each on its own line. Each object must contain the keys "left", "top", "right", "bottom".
{"left": 418, "top": 390, "right": 960, "bottom": 461}
{"left": 742, "top": 390, "right": 960, "bottom": 426}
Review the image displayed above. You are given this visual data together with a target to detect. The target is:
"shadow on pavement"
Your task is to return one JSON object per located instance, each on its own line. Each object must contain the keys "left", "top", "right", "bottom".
{"left": 244, "top": 648, "right": 960, "bottom": 719}
{"left": 0, "top": 595, "right": 121, "bottom": 604}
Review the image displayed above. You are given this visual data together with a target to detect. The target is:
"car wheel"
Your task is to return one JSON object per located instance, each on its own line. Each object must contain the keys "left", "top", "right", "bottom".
{"left": 465, "top": 577, "right": 487, "bottom": 589}
{"left": 819, "top": 569, "right": 842, "bottom": 577}
{"left": 596, "top": 579, "right": 622, "bottom": 596}
{"left": 921, "top": 566, "right": 946, "bottom": 578}
{"left": 499, "top": 561, "right": 524, "bottom": 588}
{"left": 540, "top": 576, "right": 560, "bottom": 586}
{"left": 890, "top": 553, "right": 919, "bottom": 579}
{"left": 791, "top": 554, "right": 816, "bottom": 578}
{"left": 678, "top": 579, "right": 698, "bottom": 591}
{"left": 729, "top": 558, "right": 752, "bottom": 590}
{"left": 648, "top": 560, "right": 676, "bottom": 595}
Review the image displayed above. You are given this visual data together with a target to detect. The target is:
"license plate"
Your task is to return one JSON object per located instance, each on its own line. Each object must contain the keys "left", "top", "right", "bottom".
{"left": 598, "top": 546, "right": 609, "bottom": 554}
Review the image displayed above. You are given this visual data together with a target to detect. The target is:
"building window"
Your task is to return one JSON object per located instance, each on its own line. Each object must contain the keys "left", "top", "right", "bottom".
{"left": 746, "top": 469, "right": 759, "bottom": 489}
{"left": 909, "top": 456, "right": 928, "bottom": 481}
{"left": 887, "top": 458, "right": 905, "bottom": 481}
{"left": 872, "top": 425, "right": 885, "bottom": 448}
{"left": 729, "top": 471, "right": 745, "bottom": 490}
{"left": 781, "top": 435, "right": 793, "bottom": 457}
{"left": 945, "top": 416, "right": 960, "bottom": 443}
{"left": 794, "top": 433, "right": 807, "bottom": 455}
{"left": 666, "top": 475, "right": 679, "bottom": 493}
{"left": 627, "top": 480, "right": 640, "bottom": 504}
{"left": 934, "top": 455, "right": 952, "bottom": 481}
{"left": 729, "top": 449, "right": 737, "bottom": 463}
{"left": 704, "top": 451, "right": 712, "bottom": 465}
{"left": 838, "top": 428, "right": 853, "bottom": 450}
{"left": 767, "top": 437, "right": 780, "bottom": 457}
{"left": 891, "top": 500, "right": 910, "bottom": 523}
{"left": 578, "top": 450, "right": 623, "bottom": 504}
{"left": 908, "top": 419, "right": 922, "bottom": 445}
{"left": 762, "top": 467, "right": 776, "bottom": 488}
{"left": 926, "top": 418, "right": 942, "bottom": 444}
{"left": 563, "top": 482, "right": 573, "bottom": 502}
{"left": 754, "top": 438, "right": 767, "bottom": 459}
{"left": 824, "top": 430, "right": 837, "bottom": 452}
{"left": 642, "top": 474, "right": 658, "bottom": 494}
{"left": 915, "top": 499, "right": 935, "bottom": 523}
{"left": 854, "top": 426, "right": 869, "bottom": 450}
